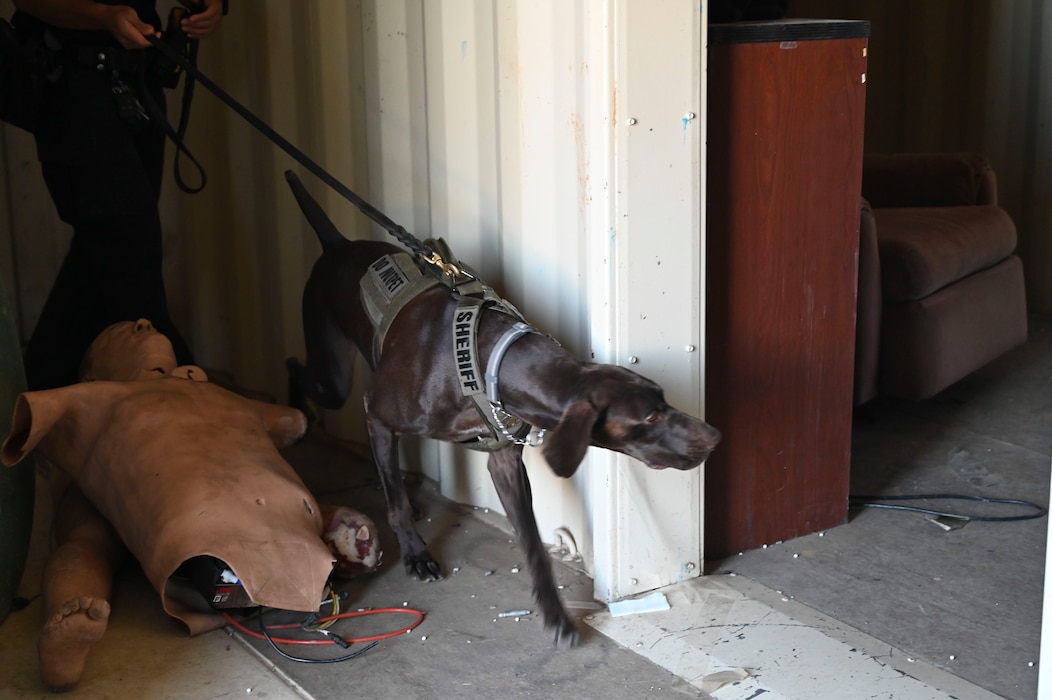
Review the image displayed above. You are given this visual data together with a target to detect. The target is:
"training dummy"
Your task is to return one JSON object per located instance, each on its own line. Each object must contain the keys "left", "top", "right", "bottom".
{"left": 1, "top": 319, "right": 380, "bottom": 691}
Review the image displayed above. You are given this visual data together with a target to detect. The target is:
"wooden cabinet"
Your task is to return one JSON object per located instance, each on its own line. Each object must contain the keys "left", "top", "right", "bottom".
{"left": 704, "top": 20, "right": 870, "bottom": 558}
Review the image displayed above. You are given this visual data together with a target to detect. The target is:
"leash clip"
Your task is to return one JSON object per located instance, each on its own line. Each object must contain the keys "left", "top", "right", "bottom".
{"left": 423, "top": 251, "right": 461, "bottom": 278}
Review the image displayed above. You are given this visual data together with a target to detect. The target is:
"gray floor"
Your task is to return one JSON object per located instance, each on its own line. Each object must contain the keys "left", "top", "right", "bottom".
{"left": 712, "top": 313, "right": 1052, "bottom": 700}
{"left": 258, "top": 434, "right": 706, "bottom": 700}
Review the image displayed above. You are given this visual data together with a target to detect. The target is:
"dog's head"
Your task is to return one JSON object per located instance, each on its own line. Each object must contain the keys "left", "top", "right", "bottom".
{"left": 541, "top": 364, "right": 721, "bottom": 477}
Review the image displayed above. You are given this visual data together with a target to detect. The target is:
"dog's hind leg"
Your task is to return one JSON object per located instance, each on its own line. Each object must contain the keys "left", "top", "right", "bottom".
{"left": 364, "top": 393, "right": 443, "bottom": 581}
{"left": 289, "top": 290, "right": 356, "bottom": 413}
{"left": 487, "top": 446, "right": 579, "bottom": 648}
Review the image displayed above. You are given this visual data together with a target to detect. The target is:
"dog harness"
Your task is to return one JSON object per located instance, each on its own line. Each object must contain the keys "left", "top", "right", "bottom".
{"left": 360, "top": 238, "right": 548, "bottom": 451}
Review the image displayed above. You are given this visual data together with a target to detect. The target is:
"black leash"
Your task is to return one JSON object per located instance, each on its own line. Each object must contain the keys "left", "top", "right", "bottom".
{"left": 169, "top": 35, "right": 202, "bottom": 193}
{"left": 137, "top": 42, "right": 206, "bottom": 194}
{"left": 144, "top": 34, "right": 436, "bottom": 261}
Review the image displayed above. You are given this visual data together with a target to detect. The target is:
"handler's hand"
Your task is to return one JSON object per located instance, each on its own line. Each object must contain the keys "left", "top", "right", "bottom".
{"left": 102, "top": 4, "right": 159, "bottom": 49}
{"left": 180, "top": 0, "right": 224, "bottom": 39}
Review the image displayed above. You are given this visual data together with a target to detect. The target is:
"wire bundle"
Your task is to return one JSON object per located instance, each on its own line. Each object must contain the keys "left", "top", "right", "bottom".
{"left": 848, "top": 493, "right": 1047, "bottom": 523}
{"left": 223, "top": 594, "right": 425, "bottom": 664}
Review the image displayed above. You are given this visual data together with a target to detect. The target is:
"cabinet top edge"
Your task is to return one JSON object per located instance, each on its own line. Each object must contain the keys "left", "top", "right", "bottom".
{"left": 709, "top": 18, "right": 871, "bottom": 45}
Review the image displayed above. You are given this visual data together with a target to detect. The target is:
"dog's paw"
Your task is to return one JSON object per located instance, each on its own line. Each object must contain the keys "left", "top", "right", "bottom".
{"left": 552, "top": 618, "right": 580, "bottom": 649}
{"left": 403, "top": 552, "right": 443, "bottom": 582}
{"left": 536, "top": 591, "right": 579, "bottom": 648}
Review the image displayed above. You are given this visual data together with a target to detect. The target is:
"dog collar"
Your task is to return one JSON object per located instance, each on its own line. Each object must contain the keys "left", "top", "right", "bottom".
{"left": 485, "top": 322, "right": 537, "bottom": 405}
{"left": 484, "top": 322, "right": 547, "bottom": 447}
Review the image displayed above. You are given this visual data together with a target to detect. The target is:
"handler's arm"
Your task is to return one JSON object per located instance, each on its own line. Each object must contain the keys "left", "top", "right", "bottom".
{"left": 12, "top": 0, "right": 159, "bottom": 49}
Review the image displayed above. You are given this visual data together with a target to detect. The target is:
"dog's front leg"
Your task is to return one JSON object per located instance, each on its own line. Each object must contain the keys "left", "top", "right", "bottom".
{"left": 364, "top": 400, "right": 442, "bottom": 581}
{"left": 487, "top": 446, "right": 579, "bottom": 648}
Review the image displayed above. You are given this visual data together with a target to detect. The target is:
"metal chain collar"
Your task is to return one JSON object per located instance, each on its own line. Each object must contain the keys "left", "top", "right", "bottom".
{"left": 490, "top": 402, "right": 546, "bottom": 447}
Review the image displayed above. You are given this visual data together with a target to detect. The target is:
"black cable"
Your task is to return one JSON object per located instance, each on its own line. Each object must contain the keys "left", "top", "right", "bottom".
{"left": 255, "top": 607, "right": 379, "bottom": 664}
{"left": 849, "top": 493, "right": 1047, "bottom": 522}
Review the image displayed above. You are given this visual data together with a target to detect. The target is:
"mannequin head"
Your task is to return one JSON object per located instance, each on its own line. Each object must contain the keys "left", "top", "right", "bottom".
{"left": 79, "top": 319, "right": 178, "bottom": 382}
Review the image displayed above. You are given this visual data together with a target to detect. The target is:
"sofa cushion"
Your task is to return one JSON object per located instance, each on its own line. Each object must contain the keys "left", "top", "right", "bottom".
{"left": 874, "top": 205, "right": 1017, "bottom": 301}
{"left": 879, "top": 255, "right": 1027, "bottom": 399}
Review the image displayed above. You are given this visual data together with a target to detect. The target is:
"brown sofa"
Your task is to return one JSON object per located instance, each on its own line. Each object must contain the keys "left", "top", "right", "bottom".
{"left": 854, "top": 152, "right": 1028, "bottom": 403}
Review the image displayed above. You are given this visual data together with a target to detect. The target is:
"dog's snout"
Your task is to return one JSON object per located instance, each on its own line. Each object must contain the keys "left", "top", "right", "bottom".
{"left": 703, "top": 424, "right": 722, "bottom": 449}
{"left": 680, "top": 421, "right": 720, "bottom": 467}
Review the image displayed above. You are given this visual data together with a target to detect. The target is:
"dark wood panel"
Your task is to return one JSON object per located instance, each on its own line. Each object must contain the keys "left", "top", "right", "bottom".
{"left": 705, "top": 32, "right": 868, "bottom": 557}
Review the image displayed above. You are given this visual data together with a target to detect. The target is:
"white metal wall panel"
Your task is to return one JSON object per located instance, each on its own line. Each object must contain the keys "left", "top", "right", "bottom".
{"left": 589, "top": 0, "right": 706, "bottom": 599}
{"left": 360, "top": 0, "right": 706, "bottom": 597}
{"left": 493, "top": 1, "right": 614, "bottom": 572}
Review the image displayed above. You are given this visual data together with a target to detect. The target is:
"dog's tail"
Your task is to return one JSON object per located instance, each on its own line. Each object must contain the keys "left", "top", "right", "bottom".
{"left": 284, "top": 170, "right": 346, "bottom": 251}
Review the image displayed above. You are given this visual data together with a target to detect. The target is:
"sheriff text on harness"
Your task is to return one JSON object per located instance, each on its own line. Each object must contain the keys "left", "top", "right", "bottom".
{"left": 455, "top": 307, "right": 481, "bottom": 393}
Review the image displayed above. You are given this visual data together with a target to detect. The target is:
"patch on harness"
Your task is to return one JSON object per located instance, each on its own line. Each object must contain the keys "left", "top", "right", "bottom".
{"left": 453, "top": 304, "right": 484, "bottom": 396}
{"left": 360, "top": 252, "right": 441, "bottom": 357}
{"left": 368, "top": 254, "right": 412, "bottom": 301}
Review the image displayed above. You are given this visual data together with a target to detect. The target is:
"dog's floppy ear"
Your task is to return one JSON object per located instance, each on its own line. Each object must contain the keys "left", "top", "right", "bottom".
{"left": 542, "top": 399, "right": 599, "bottom": 478}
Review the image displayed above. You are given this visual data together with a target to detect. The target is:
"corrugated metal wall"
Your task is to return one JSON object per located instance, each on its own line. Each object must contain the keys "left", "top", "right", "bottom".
{"left": 0, "top": 0, "right": 707, "bottom": 602}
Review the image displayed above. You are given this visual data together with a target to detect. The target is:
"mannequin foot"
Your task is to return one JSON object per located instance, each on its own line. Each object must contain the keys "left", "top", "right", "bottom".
{"left": 38, "top": 596, "right": 110, "bottom": 692}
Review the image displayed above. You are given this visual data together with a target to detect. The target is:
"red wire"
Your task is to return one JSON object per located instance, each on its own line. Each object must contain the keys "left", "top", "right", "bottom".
{"left": 223, "top": 607, "right": 425, "bottom": 646}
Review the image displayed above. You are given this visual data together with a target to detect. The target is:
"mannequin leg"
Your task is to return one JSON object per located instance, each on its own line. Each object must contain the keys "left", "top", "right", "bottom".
{"left": 37, "top": 486, "right": 127, "bottom": 692}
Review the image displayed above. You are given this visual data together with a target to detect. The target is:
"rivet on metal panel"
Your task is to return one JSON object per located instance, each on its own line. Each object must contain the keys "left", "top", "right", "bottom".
{"left": 685, "top": 112, "right": 695, "bottom": 120}
{"left": 627, "top": 117, "right": 637, "bottom": 126}
{"left": 628, "top": 356, "right": 639, "bottom": 364}
{"left": 685, "top": 344, "right": 696, "bottom": 352}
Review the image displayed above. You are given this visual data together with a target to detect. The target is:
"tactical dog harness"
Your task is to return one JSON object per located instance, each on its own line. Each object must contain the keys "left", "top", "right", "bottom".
{"left": 360, "top": 238, "right": 548, "bottom": 452}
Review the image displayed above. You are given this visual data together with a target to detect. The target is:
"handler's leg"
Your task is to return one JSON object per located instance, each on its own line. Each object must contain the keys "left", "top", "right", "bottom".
{"left": 38, "top": 486, "right": 127, "bottom": 692}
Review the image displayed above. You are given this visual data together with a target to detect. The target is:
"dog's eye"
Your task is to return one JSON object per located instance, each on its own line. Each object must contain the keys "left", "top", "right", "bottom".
{"left": 645, "top": 410, "right": 664, "bottom": 424}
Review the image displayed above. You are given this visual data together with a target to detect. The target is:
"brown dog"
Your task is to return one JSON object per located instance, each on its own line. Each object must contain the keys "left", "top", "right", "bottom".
{"left": 285, "top": 172, "right": 721, "bottom": 647}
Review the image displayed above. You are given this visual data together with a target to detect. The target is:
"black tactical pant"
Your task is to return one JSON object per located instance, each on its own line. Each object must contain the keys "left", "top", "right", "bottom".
{"left": 22, "top": 53, "right": 193, "bottom": 390}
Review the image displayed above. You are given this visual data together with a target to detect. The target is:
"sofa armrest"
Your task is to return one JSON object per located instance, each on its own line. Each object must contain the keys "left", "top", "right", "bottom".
{"left": 854, "top": 198, "right": 881, "bottom": 406}
{"left": 862, "top": 152, "right": 998, "bottom": 208}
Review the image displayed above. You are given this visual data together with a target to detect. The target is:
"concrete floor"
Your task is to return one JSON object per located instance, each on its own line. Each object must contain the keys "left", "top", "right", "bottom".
{"left": 0, "top": 432, "right": 1000, "bottom": 699}
{"left": 713, "top": 314, "right": 1052, "bottom": 700}
{"left": 2, "top": 317, "right": 1046, "bottom": 699}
